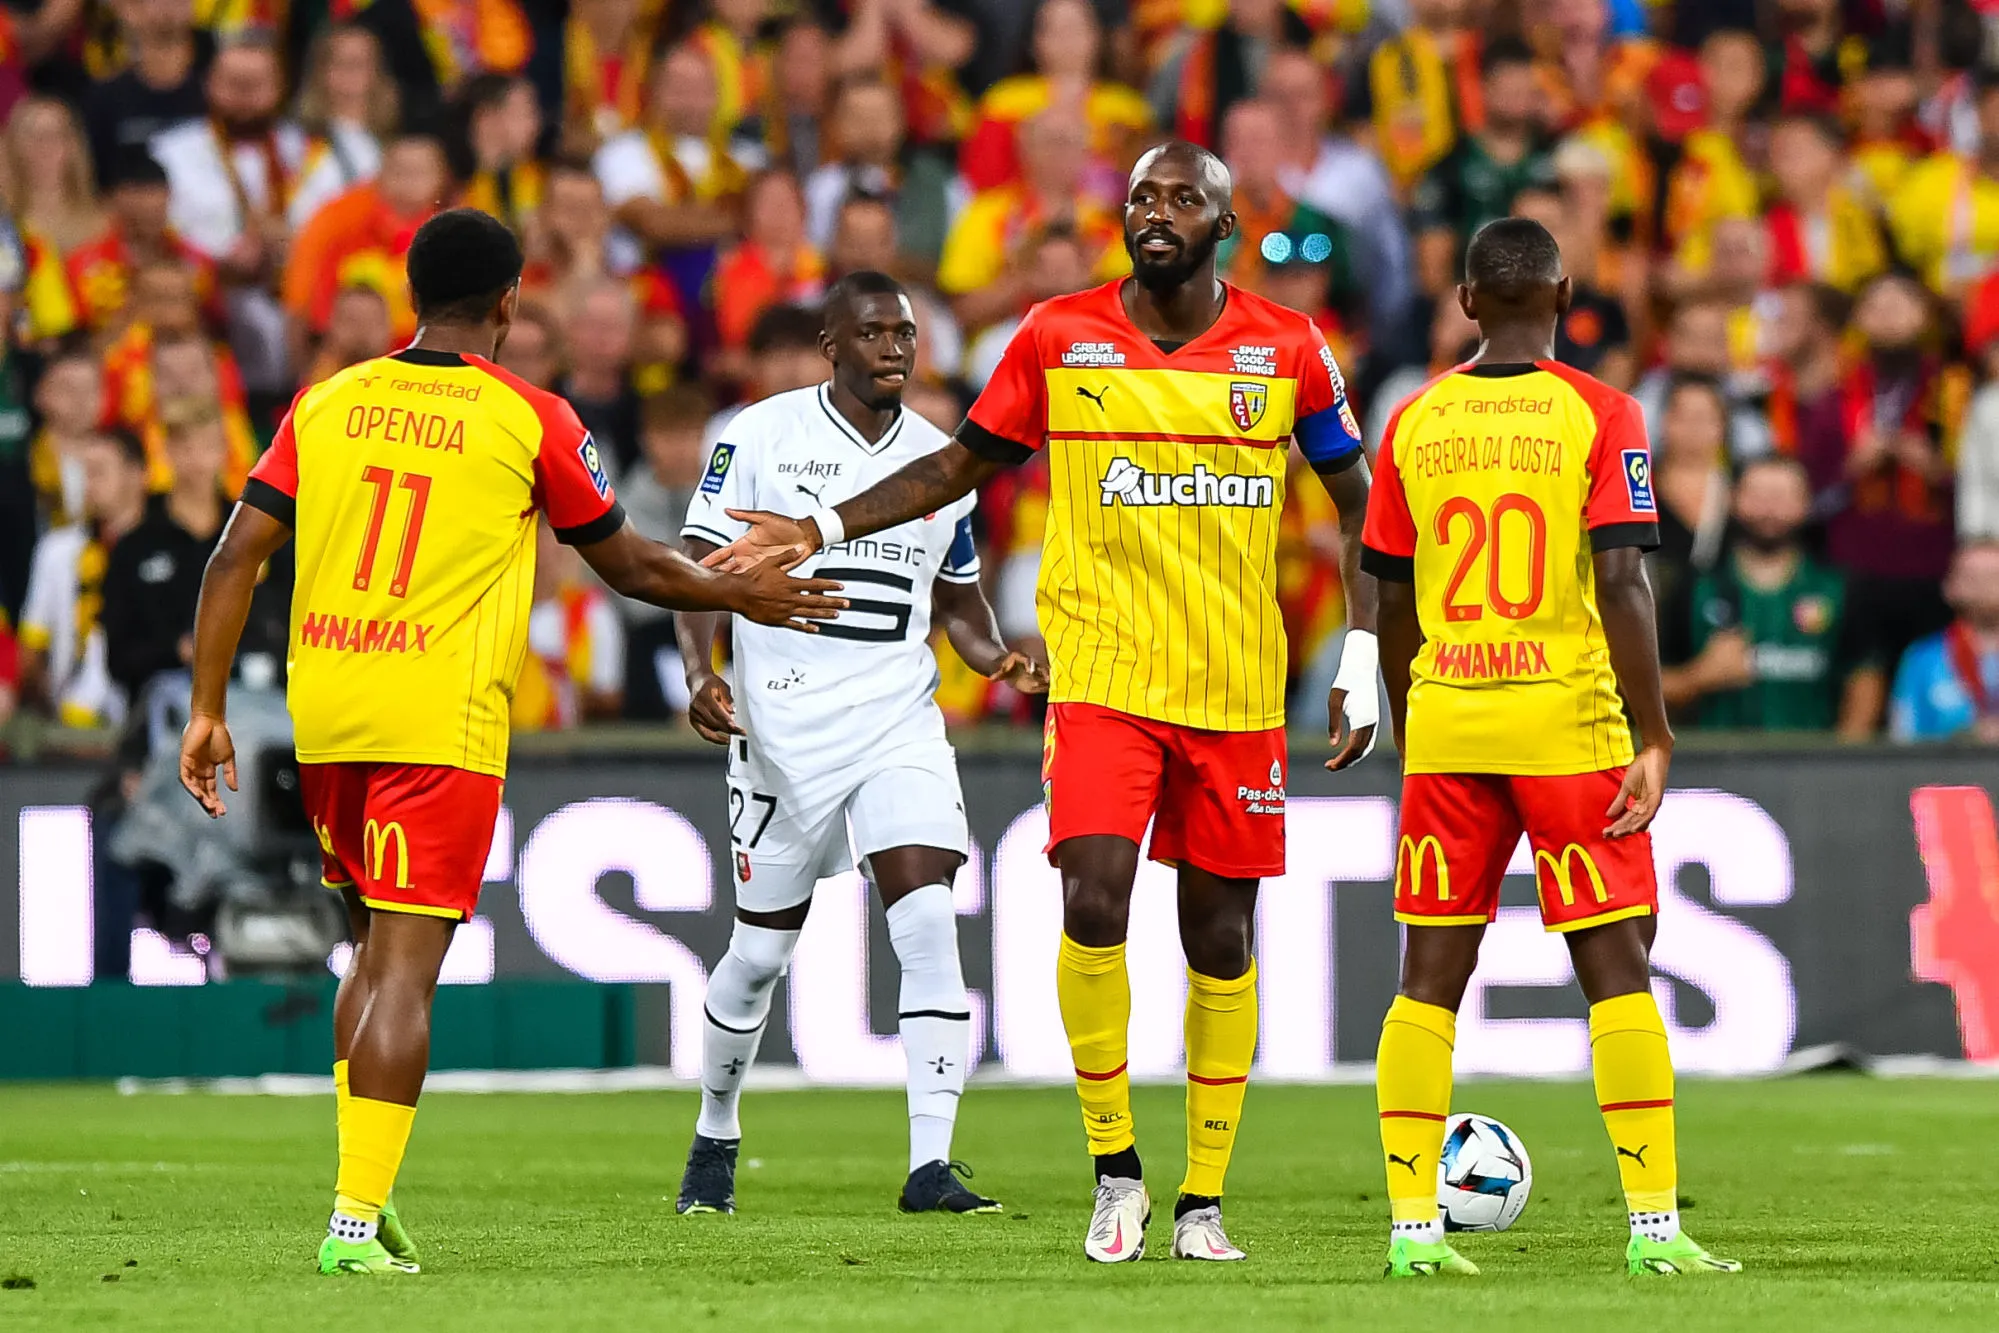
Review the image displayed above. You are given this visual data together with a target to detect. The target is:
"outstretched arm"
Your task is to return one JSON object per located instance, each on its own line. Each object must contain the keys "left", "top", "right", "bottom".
{"left": 1314, "top": 454, "right": 1382, "bottom": 770}
{"left": 181, "top": 503, "right": 294, "bottom": 816}
{"left": 1595, "top": 546, "right": 1673, "bottom": 838}
{"left": 708, "top": 440, "right": 1005, "bottom": 572}
{"left": 674, "top": 536, "right": 741, "bottom": 745}
{"left": 932, "top": 576, "right": 1048, "bottom": 692}
{"left": 576, "top": 520, "right": 846, "bottom": 629}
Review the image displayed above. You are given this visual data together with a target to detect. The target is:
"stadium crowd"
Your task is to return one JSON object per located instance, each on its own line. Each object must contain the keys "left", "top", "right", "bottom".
{"left": 1, "top": 0, "right": 1998, "bottom": 756}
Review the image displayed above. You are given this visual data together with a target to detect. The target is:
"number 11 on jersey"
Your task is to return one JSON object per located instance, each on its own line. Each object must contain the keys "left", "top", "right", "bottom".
{"left": 355, "top": 466, "right": 432, "bottom": 597}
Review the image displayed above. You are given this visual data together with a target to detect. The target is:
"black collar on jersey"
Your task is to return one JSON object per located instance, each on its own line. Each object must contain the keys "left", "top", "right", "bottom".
{"left": 1152, "top": 339, "right": 1188, "bottom": 355}
{"left": 393, "top": 347, "right": 467, "bottom": 367}
{"left": 1462, "top": 360, "right": 1543, "bottom": 377}
{"left": 817, "top": 382, "right": 905, "bottom": 456}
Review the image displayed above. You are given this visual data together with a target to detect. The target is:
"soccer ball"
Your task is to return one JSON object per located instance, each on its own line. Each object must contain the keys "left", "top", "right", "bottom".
{"left": 1436, "top": 1113, "right": 1532, "bottom": 1232}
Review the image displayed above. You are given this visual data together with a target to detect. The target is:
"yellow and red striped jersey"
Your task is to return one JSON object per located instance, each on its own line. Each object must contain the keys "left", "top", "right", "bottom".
{"left": 961, "top": 280, "right": 1362, "bottom": 731}
{"left": 243, "top": 348, "right": 623, "bottom": 776}
{"left": 1360, "top": 359, "right": 1659, "bottom": 776}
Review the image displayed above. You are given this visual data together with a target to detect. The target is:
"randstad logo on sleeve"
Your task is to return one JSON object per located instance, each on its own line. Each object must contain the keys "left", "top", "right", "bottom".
{"left": 1622, "top": 449, "right": 1656, "bottom": 513}
{"left": 1099, "top": 456, "right": 1275, "bottom": 508}
{"left": 700, "top": 441, "right": 736, "bottom": 495}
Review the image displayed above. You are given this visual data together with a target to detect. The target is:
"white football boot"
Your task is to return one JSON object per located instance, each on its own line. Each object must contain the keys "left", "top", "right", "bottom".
{"left": 1170, "top": 1204, "right": 1246, "bottom": 1261}
{"left": 1083, "top": 1177, "right": 1150, "bottom": 1263}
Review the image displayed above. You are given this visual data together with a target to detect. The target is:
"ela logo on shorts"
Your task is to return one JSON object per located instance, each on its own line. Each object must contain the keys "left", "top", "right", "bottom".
{"left": 701, "top": 442, "right": 736, "bottom": 495}
{"left": 579, "top": 433, "right": 613, "bottom": 499}
{"left": 1622, "top": 449, "right": 1656, "bottom": 513}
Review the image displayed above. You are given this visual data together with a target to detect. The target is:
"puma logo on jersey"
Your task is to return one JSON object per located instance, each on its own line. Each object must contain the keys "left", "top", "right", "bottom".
{"left": 1075, "top": 385, "right": 1110, "bottom": 410}
{"left": 795, "top": 482, "right": 825, "bottom": 504}
{"left": 1099, "top": 456, "right": 1275, "bottom": 508}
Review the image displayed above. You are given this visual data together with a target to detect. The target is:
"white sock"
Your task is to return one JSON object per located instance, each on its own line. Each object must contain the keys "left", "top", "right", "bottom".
{"left": 885, "top": 883, "right": 970, "bottom": 1173}
{"left": 328, "top": 1210, "right": 378, "bottom": 1243}
{"left": 695, "top": 920, "right": 799, "bottom": 1141}
{"left": 1630, "top": 1208, "right": 1680, "bottom": 1244}
{"left": 1391, "top": 1217, "right": 1442, "bottom": 1244}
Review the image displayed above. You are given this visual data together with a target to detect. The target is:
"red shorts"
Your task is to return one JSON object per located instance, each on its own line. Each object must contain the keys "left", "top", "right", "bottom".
{"left": 301, "top": 762, "right": 503, "bottom": 922}
{"left": 1042, "top": 702, "right": 1286, "bottom": 878}
{"left": 1394, "top": 769, "right": 1657, "bottom": 933}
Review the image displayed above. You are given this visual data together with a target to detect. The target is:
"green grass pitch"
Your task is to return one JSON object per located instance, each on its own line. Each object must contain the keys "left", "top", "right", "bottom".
{"left": 1, "top": 1076, "right": 1994, "bottom": 1330}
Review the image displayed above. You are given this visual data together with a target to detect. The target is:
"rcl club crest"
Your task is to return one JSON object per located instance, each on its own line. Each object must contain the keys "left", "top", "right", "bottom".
{"left": 1229, "top": 380, "right": 1268, "bottom": 431}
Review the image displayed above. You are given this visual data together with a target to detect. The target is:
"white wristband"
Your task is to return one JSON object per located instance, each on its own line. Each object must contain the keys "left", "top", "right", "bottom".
{"left": 1332, "top": 628, "right": 1380, "bottom": 758}
{"left": 807, "top": 506, "right": 844, "bottom": 549}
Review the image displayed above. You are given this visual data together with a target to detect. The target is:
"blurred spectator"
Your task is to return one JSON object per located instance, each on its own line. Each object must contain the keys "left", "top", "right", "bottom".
{"left": 828, "top": 192, "right": 897, "bottom": 276}
{"left": 301, "top": 284, "right": 392, "bottom": 385}
{"left": 562, "top": 0, "right": 662, "bottom": 146}
{"left": 1411, "top": 37, "right": 1555, "bottom": 297}
{"left": 291, "top": 21, "right": 395, "bottom": 218}
{"left": 938, "top": 109, "right": 1125, "bottom": 331}
{"left": 514, "top": 520, "right": 623, "bottom": 730}
{"left": 100, "top": 398, "right": 226, "bottom": 702}
{"left": 1147, "top": 0, "right": 1299, "bottom": 149}
{"left": 593, "top": 41, "right": 751, "bottom": 257}
{"left": 965, "top": 224, "right": 1090, "bottom": 388}
{"left": 498, "top": 298, "right": 562, "bottom": 388}
{"left": 1649, "top": 376, "right": 1734, "bottom": 617}
{"left": 686, "top": 0, "right": 776, "bottom": 141}
{"left": 82, "top": 0, "right": 209, "bottom": 182}
{"left": 705, "top": 301, "right": 825, "bottom": 442}
{"left": 559, "top": 276, "right": 641, "bottom": 472}
{"left": 99, "top": 266, "right": 256, "bottom": 490}
{"left": 1762, "top": 280, "right": 1848, "bottom": 458}
{"left": 28, "top": 348, "right": 105, "bottom": 525}
{"left": 746, "top": 15, "right": 835, "bottom": 179}
{"left": 1266, "top": 46, "right": 1409, "bottom": 355}
{"left": 713, "top": 169, "right": 825, "bottom": 356}
{"left": 407, "top": 0, "right": 531, "bottom": 96}
{"left": 64, "top": 149, "right": 220, "bottom": 335}
{"left": 453, "top": 72, "right": 544, "bottom": 232}
{"left": 282, "top": 132, "right": 450, "bottom": 353}
{"left": 1891, "top": 542, "right": 1999, "bottom": 743}
{"left": 0, "top": 309, "right": 29, "bottom": 613}
{"left": 1846, "top": 46, "right": 1923, "bottom": 215}
{"left": 1891, "top": 67, "right": 1999, "bottom": 300}
{"left": 1632, "top": 300, "right": 1773, "bottom": 460}
{"left": 1762, "top": 114, "right": 1885, "bottom": 293}
{"left": 1363, "top": 0, "right": 1481, "bottom": 193}
{"left": 615, "top": 383, "right": 712, "bottom": 718}
{"left": 1510, "top": 184, "right": 1632, "bottom": 388}
{"left": 802, "top": 78, "right": 907, "bottom": 252}
{"left": 825, "top": 0, "right": 977, "bottom": 153}
{"left": 1662, "top": 457, "right": 1871, "bottom": 734}
{"left": 1797, "top": 273, "right": 1959, "bottom": 700}
{"left": 18, "top": 430, "right": 148, "bottom": 727}
{"left": 1661, "top": 28, "right": 1763, "bottom": 276}
{"left": 1214, "top": 98, "right": 1353, "bottom": 311}
{"left": 2, "top": 96, "right": 106, "bottom": 256}
{"left": 958, "top": 0, "right": 1151, "bottom": 201}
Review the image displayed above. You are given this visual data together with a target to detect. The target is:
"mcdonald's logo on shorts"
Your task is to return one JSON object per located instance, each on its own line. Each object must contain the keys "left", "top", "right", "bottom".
{"left": 1396, "top": 835, "right": 1451, "bottom": 901}
{"left": 1534, "top": 843, "right": 1608, "bottom": 908}
{"left": 364, "top": 818, "right": 412, "bottom": 889}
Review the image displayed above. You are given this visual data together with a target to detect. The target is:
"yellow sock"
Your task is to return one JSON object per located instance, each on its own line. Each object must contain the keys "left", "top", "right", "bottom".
{"left": 1376, "top": 995, "right": 1455, "bottom": 1225}
{"left": 1056, "top": 934, "right": 1134, "bottom": 1157}
{"left": 333, "top": 1096, "right": 416, "bottom": 1223}
{"left": 332, "top": 1059, "right": 350, "bottom": 1145}
{"left": 1182, "top": 963, "right": 1257, "bottom": 1198}
{"left": 1590, "top": 992, "right": 1677, "bottom": 1214}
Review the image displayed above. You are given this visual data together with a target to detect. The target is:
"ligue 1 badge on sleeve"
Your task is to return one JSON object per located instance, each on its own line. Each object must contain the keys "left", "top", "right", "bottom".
{"left": 1622, "top": 448, "right": 1656, "bottom": 513}
{"left": 578, "top": 432, "right": 612, "bottom": 498}
{"left": 701, "top": 441, "right": 736, "bottom": 496}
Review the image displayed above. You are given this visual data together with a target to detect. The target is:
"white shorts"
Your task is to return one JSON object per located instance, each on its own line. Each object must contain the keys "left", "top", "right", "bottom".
{"left": 725, "top": 736, "right": 968, "bottom": 914}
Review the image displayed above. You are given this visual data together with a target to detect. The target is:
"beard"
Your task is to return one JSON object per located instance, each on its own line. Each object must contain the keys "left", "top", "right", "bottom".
{"left": 1126, "top": 222, "right": 1222, "bottom": 295}
{"left": 1736, "top": 524, "right": 1799, "bottom": 554}
{"left": 219, "top": 110, "right": 277, "bottom": 140}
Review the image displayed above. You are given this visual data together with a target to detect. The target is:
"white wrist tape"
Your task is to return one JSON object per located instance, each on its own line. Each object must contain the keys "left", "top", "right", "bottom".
{"left": 1332, "top": 628, "right": 1380, "bottom": 758}
{"left": 807, "top": 506, "right": 845, "bottom": 549}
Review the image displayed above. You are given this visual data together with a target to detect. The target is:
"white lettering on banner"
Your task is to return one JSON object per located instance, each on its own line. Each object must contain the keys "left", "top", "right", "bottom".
{"left": 19, "top": 806, "right": 92, "bottom": 986}
{"left": 1256, "top": 796, "right": 1396, "bottom": 1077}
{"left": 515, "top": 798, "right": 712, "bottom": 1076}
{"left": 1453, "top": 790, "right": 1796, "bottom": 1076}
{"left": 786, "top": 848, "right": 988, "bottom": 1084}
{"left": 130, "top": 929, "right": 206, "bottom": 984}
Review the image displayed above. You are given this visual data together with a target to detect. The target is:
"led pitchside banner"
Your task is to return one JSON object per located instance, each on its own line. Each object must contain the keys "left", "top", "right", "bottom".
{"left": 3, "top": 751, "right": 1995, "bottom": 1079}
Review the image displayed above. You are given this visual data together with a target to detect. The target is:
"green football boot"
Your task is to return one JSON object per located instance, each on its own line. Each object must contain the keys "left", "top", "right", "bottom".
{"left": 1384, "top": 1235, "right": 1480, "bottom": 1277}
{"left": 375, "top": 1194, "right": 420, "bottom": 1269}
{"left": 1626, "top": 1232, "right": 1743, "bottom": 1276}
{"left": 318, "top": 1233, "right": 420, "bottom": 1276}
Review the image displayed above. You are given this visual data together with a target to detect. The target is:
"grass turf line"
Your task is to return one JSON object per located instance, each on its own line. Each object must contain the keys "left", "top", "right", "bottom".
{"left": 0, "top": 1077, "right": 1993, "bottom": 1331}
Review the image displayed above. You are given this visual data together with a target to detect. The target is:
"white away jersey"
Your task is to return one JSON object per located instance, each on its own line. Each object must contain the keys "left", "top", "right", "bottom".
{"left": 682, "top": 384, "right": 980, "bottom": 798}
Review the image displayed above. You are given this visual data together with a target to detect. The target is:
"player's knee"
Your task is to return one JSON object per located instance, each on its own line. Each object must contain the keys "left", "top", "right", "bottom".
{"left": 1061, "top": 878, "right": 1132, "bottom": 947}
{"left": 724, "top": 919, "right": 800, "bottom": 990}
{"left": 1180, "top": 912, "right": 1254, "bottom": 980}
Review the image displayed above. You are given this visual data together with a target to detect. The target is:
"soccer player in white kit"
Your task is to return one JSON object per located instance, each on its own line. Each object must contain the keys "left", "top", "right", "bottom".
{"left": 674, "top": 272, "right": 1048, "bottom": 1215}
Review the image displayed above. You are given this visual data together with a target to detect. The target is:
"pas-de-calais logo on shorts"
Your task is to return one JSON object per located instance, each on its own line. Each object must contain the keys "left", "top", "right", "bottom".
{"left": 1622, "top": 449, "right": 1656, "bottom": 513}
{"left": 1237, "top": 760, "right": 1286, "bottom": 815}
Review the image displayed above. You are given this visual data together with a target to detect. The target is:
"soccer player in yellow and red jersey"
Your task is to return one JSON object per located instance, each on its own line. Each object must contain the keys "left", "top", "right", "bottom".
{"left": 706, "top": 141, "right": 1382, "bottom": 1264}
{"left": 1361, "top": 217, "right": 1741, "bottom": 1279}
{"left": 176, "top": 208, "right": 844, "bottom": 1277}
